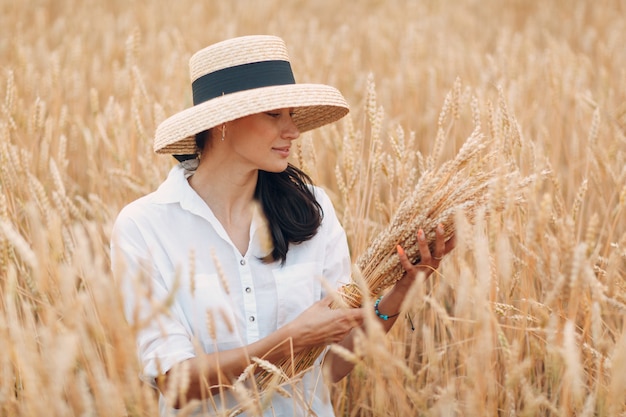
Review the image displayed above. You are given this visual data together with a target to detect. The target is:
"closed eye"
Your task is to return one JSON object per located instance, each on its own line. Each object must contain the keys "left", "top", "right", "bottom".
{"left": 265, "top": 110, "right": 296, "bottom": 119}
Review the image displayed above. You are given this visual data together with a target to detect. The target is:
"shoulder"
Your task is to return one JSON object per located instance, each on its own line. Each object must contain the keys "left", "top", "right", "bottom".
{"left": 111, "top": 193, "right": 159, "bottom": 243}
{"left": 310, "top": 185, "right": 345, "bottom": 232}
{"left": 114, "top": 193, "right": 157, "bottom": 225}
{"left": 310, "top": 185, "right": 335, "bottom": 211}
{"left": 112, "top": 165, "right": 185, "bottom": 230}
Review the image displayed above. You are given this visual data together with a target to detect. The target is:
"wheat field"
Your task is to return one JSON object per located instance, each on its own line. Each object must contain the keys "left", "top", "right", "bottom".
{"left": 1, "top": 0, "right": 625, "bottom": 416}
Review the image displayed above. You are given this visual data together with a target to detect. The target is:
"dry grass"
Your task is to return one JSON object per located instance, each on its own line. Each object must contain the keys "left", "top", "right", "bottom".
{"left": 1, "top": 0, "right": 625, "bottom": 416}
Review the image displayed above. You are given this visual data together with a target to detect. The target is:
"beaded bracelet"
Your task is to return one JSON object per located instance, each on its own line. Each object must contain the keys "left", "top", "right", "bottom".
{"left": 374, "top": 295, "right": 400, "bottom": 320}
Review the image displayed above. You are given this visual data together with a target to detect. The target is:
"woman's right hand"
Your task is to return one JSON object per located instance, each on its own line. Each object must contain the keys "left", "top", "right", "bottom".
{"left": 286, "top": 297, "right": 364, "bottom": 352}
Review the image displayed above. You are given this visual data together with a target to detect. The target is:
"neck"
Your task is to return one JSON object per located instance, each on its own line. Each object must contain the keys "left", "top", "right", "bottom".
{"left": 188, "top": 157, "right": 259, "bottom": 256}
{"left": 188, "top": 158, "right": 258, "bottom": 225}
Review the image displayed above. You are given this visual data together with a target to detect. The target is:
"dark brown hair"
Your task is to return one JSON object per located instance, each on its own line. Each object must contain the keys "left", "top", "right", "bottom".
{"left": 194, "top": 130, "right": 322, "bottom": 264}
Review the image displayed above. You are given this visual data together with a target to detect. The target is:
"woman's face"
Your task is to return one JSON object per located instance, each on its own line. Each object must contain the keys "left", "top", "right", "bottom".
{"left": 224, "top": 108, "right": 300, "bottom": 173}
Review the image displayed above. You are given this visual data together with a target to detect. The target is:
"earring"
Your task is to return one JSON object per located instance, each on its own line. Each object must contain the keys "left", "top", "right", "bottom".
{"left": 221, "top": 124, "right": 226, "bottom": 141}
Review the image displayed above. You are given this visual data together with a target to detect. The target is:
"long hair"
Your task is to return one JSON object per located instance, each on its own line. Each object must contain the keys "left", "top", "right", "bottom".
{"left": 255, "top": 165, "right": 322, "bottom": 264}
{"left": 194, "top": 130, "right": 323, "bottom": 264}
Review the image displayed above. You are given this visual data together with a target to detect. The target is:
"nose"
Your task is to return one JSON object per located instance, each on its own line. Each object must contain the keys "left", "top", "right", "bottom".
{"left": 283, "top": 112, "right": 300, "bottom": 141}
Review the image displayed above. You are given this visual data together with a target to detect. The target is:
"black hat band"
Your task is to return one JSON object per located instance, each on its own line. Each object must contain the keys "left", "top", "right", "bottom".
{"left": 192, "top": 60, "right": 296, "bottom": 105}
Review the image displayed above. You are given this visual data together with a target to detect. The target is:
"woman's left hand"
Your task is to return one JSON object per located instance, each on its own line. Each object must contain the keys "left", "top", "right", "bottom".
{"left": 397, "top": 224, "right": 456, "bottom": 282}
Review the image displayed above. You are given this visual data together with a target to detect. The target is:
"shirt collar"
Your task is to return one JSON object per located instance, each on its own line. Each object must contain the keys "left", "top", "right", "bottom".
{"left": 152, "top": 164, "right": 217, "bottom": 224}
{"left": 152, "top": 163, "right": 201, "bottom": 204}
{"left": 152, "top": 164, "right": 272, "bottom": 259}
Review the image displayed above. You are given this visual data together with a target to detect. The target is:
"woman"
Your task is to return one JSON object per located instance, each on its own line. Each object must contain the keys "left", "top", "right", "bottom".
{"left": 111, "top": 35, "right": 454, "bottom": 416}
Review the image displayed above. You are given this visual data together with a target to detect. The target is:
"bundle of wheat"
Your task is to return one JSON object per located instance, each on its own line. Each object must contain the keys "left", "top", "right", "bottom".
{"left": 255, "top": 128, "right": 517, "bottom": 389}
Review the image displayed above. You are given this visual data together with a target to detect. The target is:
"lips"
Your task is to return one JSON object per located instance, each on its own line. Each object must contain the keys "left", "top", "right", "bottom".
{"left": 272, "top": 146, "right": 290, "bottom": 156}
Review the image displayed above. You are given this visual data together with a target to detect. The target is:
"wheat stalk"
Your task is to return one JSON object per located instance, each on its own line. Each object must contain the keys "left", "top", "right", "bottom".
{"left": 256, "top": 126, "right": 519, "bottom": 389}
{"left": 2, "top": 2, "right": 625, "bottom": 415}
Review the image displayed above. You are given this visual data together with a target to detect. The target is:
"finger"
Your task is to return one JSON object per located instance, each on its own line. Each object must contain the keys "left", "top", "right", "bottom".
{"left": 325, "top": 310, "right": 363, "bottom": 344}
{"left": 344, "top": 308, "right": 365, "bottom": 326}
{"left": 335, "top": 305, "right": 364, "bottom": 320}
{"left": 322, "top": 296, "right": 334, "bottom": 308}
{"left": 396, "top": 244, "right": 414, "bottom": 272}
{"left": 417, "top": 229, "right": 431, "bottom": 263}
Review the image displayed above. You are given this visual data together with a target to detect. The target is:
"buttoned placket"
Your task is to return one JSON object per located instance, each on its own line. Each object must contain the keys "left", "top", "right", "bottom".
{"left": 238, "top": 255, "right": 259, "bottom": 343}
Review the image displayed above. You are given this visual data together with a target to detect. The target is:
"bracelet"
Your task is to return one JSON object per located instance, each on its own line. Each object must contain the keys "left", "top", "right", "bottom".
{"left": 374, "top": 295, "right": 400, "bottom": 321}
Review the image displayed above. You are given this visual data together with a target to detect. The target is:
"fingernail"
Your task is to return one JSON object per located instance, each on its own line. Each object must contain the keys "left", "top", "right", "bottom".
{"left": 437, "top": 224, "right": 444, "bottom": 234}
{"left": 396, "top": 245, "right": 405, "bottom": 256}
{"left": 418, "top": 229, "right": 425, "bottom": 241}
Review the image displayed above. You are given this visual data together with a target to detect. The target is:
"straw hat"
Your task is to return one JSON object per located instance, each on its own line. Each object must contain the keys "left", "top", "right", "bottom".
{"left": 153, "top": 35, "right": 350, "bottom": 156}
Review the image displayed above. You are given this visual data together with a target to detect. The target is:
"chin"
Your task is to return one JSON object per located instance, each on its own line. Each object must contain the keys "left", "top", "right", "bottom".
{"left": 262, "top": 163, "right": 289, "bottom": 173}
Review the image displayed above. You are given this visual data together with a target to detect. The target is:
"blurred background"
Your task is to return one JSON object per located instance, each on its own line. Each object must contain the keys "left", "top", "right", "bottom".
{"left": 1, "top": 1, "right": 625, "bottom": 415}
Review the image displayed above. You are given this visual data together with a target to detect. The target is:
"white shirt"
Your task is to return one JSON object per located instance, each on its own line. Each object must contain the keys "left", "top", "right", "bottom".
{"left": 110, "top": 164, "right": 351, "bottom": 416}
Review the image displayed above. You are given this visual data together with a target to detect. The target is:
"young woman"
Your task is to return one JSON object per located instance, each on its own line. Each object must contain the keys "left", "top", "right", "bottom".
{"left": 111, "top": 35, "right": 454, "bottom": 416}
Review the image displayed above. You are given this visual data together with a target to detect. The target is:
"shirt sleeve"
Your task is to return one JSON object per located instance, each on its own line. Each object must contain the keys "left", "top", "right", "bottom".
{"left": 110, "top": 205, "right": 196, "bottom": 387}
{"left": 314, "top": 187, "right": 352, "bottom": 296}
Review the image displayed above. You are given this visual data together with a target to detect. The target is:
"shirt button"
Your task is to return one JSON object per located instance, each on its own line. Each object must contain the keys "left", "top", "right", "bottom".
{"left": 249, "top": 316, "right": 255, "bottom": 322}
{"left": 240, "top": 259, "right": 246, "bottom": 266}
{"left": 245, "top": 287, "right": 252, "bottom": 293}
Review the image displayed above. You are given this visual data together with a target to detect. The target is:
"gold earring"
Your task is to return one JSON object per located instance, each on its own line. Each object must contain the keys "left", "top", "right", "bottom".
{"left": 221, "top": 124, "right": 226, "bottom": 141}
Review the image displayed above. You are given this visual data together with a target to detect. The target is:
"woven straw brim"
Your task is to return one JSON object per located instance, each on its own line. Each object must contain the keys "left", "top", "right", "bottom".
{"left": 154, "top": 83, "right": 349, "bottom": 155}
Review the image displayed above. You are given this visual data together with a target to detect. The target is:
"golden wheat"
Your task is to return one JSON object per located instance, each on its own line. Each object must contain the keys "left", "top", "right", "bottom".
{"left": 1, "top": 0, "right": 625, "bottom": 416}
{"left": 259, "top": 81, "right": 540, "bottom": 388}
